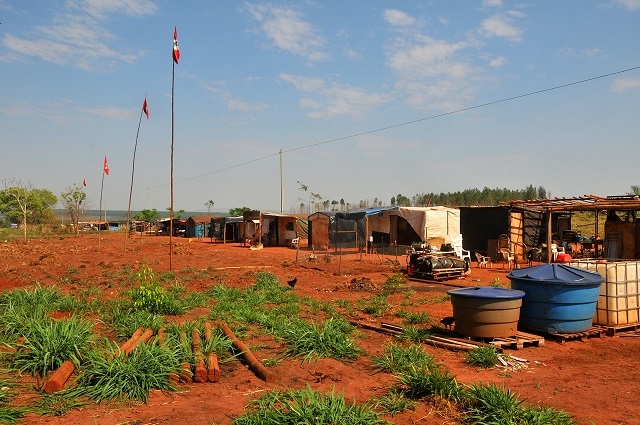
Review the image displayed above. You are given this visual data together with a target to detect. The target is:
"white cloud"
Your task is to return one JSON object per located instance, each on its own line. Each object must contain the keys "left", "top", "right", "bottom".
{"left": 482, "top": 0, "right": 504, "bottom": 7}
{"left": 558, "top": 47, "right": 602, "bottom": 59}
{"left": 489, "top": 55, "right": 507, "bottom": 67}
{"left": 481, "top": 12, "right": 524, "bottom": 41}
{"left": 383, "top": 9, "right": 417, "bottom": 27}
{"left": 613, "top": 0, "right": 640, "bottom": 10}
{"left": 227, "top": 98, "right": 269, "bottom": 112}
{"left": 280, "top": 73, "right": 388, "bottom": 119}
{"left": 245, "top": 4, "right": 329, "bottom": 62}
{"left": 344, "top": 47, "right": 362, "bottom": 61}
{"left": 1, "top": 0, "right": 153, "bottom": 71}
{"left": 611, "top": 77, "right": 640, "bottom": 93}
{"left": 85, "top": 105, "right": 135, "bottom": 120}
{"left": 383, "top": 28, "right": 481, "bottom": 112}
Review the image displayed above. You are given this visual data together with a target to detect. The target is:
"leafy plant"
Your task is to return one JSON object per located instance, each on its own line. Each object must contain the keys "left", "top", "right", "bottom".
{"left": 358, "top": 295, "right": 389, "bottom": 317}
{"left": 129, "top": 264, "right": 184, "bottom": 315}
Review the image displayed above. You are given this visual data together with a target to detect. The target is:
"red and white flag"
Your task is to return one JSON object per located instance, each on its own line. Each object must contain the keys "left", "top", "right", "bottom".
{"left": 142, "top": 97, "right": 149, "bottom": 119}
{"left": 82, "top": 179, "right": 87, "bottom": 187}
{"left": 103, "top": 156, "right": 109, "bottom": 175}
{"left": 173, "top": 27, "right": 180, "bottom": 64}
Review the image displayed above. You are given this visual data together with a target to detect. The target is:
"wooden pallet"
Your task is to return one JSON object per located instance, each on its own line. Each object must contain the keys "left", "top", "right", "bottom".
{"left": 442, "top": 331, "right": 543, "bottom": 350}
{"left": 598, "top": 323, "right": 640, "bottom": 337}
{"left": 522, "top": 326, "right": 605, "bottom": 343}
{"left": 487, "top": 331, "right": 545, "bottom": 350}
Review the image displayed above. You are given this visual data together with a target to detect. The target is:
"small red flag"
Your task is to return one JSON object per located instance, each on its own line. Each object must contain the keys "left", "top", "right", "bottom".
{"left": 83, "top": 179, "right": 87, "bottom": 187}
{"left": 103, "top": 156, "right": 109, "bottom": 175}
{"left": 142, "top": 97, "right": 149, "bottom": 119}
{"left": 173, "top": 27, "right": 180, "bottom": 64}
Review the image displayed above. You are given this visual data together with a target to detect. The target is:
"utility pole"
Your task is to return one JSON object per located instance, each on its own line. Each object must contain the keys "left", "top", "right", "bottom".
{"left": 279, "top": 149, "right": 284, "bottom": 213}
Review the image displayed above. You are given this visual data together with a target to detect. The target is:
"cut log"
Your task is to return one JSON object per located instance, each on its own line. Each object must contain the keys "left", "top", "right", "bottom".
{"left": 216, "top": 321, "right": 274, "bottom": 383}
{"left": 203, "top": 322, "right": 221, "bottom": 382}
{"left": 43, "top": 360, "right": 75, "bottom": 394}
{"left": 120, "top": 327, "right": 144, "bottom": 353}
{"left": 157, "top": 327, "right": 166, "bottom": 344}
{"left": 122, "top": 328, "right": 154, "bottom": 354}
{"left": 207, "top": 352, "right": 220, "bottom": 382}
{"left": 192, "top": 328, "right": 208, "bottom": 383}
{"left": 179, "top": 330, "right": 192, "bottom": 383}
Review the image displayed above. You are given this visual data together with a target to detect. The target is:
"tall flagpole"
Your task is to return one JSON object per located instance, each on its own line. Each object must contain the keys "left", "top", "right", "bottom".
{"left": 125, "top": 96, "right": 147, "bottom": 253}
{"left": 170, "top": 27, "right": 179, "bottom": 271}
{"left": 99, "top": 170, "right": 104, "bottom": 252}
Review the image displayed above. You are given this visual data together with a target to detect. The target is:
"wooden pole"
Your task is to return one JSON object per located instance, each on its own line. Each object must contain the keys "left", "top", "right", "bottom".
{"left": 43, "top": 360, "right": 75, "bottom": 393}
{"left": 125, "top": 96, "right": 146, "bottom": 254}
{"left": 216, "top": 322, "right": 274, "bottom": 383}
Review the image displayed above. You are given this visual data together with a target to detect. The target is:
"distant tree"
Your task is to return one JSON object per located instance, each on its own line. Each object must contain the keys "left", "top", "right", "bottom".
{"left": 166, "top": 207, "right": 185, "bottom": 219}
{"left": 340, "top": 198, "right": 345, "bottom": 211}
{"left": 205, "top": 200, "right": 215, "bottom": 214}
{"left": 60, "top": 184, "right": 87, "bottom": 237}
{"left": 630, "top": 186, "right": 640, "bottom": 196}
{"left": 229, "top": 207, "right": 251, "bottom": 217}
{"left": 133, "top": 209, "right": 159, "bottom": 221}
{"left": 390, "top": 196, "right": 396, "bottom": 206}
{"left": 29, "top": 189, "right": 58, "bottom": 226}
{"left": 331, "top": 200, "right": 339, "bottom": 211}
{"left": 0, "top": 179, "right": 36, "bottom": 242}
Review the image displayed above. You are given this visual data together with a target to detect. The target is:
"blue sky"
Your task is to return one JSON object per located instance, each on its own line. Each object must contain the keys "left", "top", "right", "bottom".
{"left": 1, "top": 0, "right": 640, "bottom": 214}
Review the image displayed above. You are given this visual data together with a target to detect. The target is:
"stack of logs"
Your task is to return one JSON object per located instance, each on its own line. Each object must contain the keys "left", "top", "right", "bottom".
{"left": 42, "top": 321, "right": 272, "bottom": 393}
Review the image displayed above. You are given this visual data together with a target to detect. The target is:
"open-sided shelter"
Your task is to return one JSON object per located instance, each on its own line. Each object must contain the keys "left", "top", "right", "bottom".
{"left": 242, "top": 210, "right": 300, "bottom": 247}
{"left": 308, "top": 206, "right": 460, "bottom": 253}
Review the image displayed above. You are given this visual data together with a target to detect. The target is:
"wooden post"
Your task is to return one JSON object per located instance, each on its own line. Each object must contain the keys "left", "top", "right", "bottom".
{"left": 216, "top": 321, "right": 274, "bottom": 383}
{"left": 43, "top": 360, "right": 75, "bottom": 393}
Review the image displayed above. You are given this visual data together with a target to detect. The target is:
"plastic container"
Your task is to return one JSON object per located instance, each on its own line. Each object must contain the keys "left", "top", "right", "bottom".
{"left": 508, "top": 264, "right": 603, "bottom": 334}
{"left": 447, "top": 287, "right": 525, "bottom": 338}
{"left": 569, "top": 260, "right": 640, "bottom": 326}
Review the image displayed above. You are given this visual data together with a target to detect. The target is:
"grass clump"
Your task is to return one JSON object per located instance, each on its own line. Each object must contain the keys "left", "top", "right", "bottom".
{"left": 358, "top": 295, "right": 389, "bottom": 317}
{"left": 282, "top": 318, "right": 361, "bottom": 362}
{"left": 371, "top": 342, "right": 436, "bottom": 374}
{"left": 13, "top": 317, "right": 94, "bottom": 377}
{"left": 231, "top": 386, "right": 389, "bottom": 425}
{"left": 465, "top": 345, "right": 501, "bottom": 368}
{"left": 462, "top": 382, "right": 574, "bottom": 424}
{"left": 397, "top": 366, "right": 462, "bottom": 402}
{"left": 383, "top": 273, "right": 407, "bottom": 289}
{"left": 71, "top": 340, "right": 182, "bottom": 403}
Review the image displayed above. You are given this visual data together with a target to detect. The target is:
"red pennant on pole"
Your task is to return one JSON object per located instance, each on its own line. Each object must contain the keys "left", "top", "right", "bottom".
{"left": 103, "top": 156, "right": 109, "bottom": 175}
{"left": 82, "top": 179, "right": 87, "bottom": 187}
{"left": 142, "top": 97, "right": 149, "bottom": 119}
{"left": 173, "top": 27, "right": 180, "bottom": 64}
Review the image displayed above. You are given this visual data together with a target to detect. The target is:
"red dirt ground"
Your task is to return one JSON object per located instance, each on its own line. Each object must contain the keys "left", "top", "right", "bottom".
{"left": 1, "top": 233, "right": 639, "bottom": 425}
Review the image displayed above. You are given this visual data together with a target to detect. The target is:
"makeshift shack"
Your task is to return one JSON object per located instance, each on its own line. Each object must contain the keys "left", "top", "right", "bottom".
{"left": 308, "top": 206, "right": 460, "bottom": 253}
{"left": 242, "top": 210, "right": 300, "bottom": 247}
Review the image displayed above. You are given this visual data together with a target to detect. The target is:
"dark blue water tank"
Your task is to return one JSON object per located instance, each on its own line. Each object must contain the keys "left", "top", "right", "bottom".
{"left": 507, "top": 264, "right": 603, "bottom": 334}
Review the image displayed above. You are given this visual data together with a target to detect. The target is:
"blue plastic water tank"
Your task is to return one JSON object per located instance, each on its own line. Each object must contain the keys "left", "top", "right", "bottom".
{"left": 507, "top": 264, "right": 603, "bottom": 334}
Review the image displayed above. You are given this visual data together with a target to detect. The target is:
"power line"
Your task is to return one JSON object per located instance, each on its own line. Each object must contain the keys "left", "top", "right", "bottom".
{"left": 109, "top": 65, "right": 640, "bottom": 204}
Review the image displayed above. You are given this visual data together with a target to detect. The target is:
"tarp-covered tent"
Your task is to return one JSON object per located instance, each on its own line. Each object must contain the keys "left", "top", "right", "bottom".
{"left": 308, "top": 206, "right": 460, "bottom": 251}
